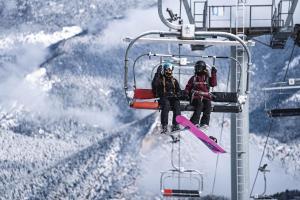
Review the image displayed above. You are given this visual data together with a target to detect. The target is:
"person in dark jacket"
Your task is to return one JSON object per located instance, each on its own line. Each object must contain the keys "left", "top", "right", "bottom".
{"left": 152, "top": 62, "right": 181, "bottom": 133}
{"left": 184, "top": 60, "right": 217, "bottom": 128}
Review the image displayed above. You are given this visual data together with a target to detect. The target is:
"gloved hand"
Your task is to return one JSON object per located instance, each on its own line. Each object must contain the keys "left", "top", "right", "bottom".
{"left": 177, "top": 90, "right": 189, "bottom": 101}
{"left": 211, "top": 66, "right": 217, "bottom": 73}
{"left": 209, "top": 92, "right": 217, "bottom": 101}
{"left": 194, "top": 91, "right": 209, "bottom": 96}
{"left": 183, "top": 90, "right": 190, "bottom": 101}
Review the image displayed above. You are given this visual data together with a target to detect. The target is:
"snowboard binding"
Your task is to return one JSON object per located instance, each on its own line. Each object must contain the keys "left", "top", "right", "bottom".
{"left": 209, "top": 136, "right": 217, "bottom": 143}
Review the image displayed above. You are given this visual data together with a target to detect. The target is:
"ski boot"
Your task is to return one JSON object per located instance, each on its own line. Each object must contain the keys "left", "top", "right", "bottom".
{"left": 161, "top": 125, "right": 168, "bottom": 134}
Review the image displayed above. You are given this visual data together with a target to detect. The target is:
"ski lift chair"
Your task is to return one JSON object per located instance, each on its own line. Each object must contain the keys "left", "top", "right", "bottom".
{"left": 129, "top": 57, "right": 242, "bottom": 113}
{"left": 160, "top": 169, "right": 204, "bottom": 198}
{"left": 262, "top": 78, "right": 300, "bottom": 117}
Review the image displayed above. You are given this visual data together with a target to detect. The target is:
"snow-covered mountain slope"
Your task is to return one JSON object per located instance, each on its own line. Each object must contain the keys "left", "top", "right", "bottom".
{"left": 0, "top": 1, "right": 159, "bottom": 199}
{"left": 0, "top": 0, "right": 156, "bottom": 32}
{"left": 0, "top": 114, "right": 155, "bottom": 199}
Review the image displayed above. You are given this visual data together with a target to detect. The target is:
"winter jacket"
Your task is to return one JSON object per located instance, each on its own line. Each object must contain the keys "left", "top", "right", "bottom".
{"left": 152, "top": 74, "right": 181, "bottom": 98}
{"left": 185, "top": 70, "right": 217, "bottom": 101}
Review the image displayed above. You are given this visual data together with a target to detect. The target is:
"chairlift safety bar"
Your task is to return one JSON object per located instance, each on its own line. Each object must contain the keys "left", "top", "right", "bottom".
{"left": 130, "top": 52, "right": 243, "bottom": 92}
{"left": 124, "top": 31, "right": 252, "bottom": 100}
{"left": 262, "top": 85, "right": 300, "bottom": 91}
{"left": 125, "top": 37, "right": 255, "bottom": 46}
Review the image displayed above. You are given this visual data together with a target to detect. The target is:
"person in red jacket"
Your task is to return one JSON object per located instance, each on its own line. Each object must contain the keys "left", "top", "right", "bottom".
{"left": 184, "top": 60, "right": 217, "bottom": 128}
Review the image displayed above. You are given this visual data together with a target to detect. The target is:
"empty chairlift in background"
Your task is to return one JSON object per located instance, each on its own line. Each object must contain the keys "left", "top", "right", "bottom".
{"left": 160, "top": 169, "right": 203, "bottom": 198}
{"left": 262, "top": 78, "right": 300, "bottom": 117}
{"left": 160, "top": 136, "right": 204, "bottom": 198}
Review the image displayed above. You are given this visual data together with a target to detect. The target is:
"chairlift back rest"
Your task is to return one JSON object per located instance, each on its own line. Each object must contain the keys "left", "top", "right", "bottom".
{"left": 133, "top": 89, "right": 156, "bottom": 99}
{"left": 211, "top": 92, "right": 238, "bottom": 103}
{"left": 131, "top": 89, "right": 159, "bottom": 109}
{"left": 133, "top": 89, "right": 238, "bottom": 102}
{"left": 181, "top": 103, "right": 242, "bottom": 113}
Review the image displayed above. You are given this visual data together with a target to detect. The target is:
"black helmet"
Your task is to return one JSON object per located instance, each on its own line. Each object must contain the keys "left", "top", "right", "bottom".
{"left": 194, "top": 60, "right": 206, "bottom": 74}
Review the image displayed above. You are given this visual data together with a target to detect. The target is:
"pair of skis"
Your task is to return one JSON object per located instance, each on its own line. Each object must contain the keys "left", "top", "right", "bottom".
{"left": 174, "top": 115, "right": 226, "bottom": 154}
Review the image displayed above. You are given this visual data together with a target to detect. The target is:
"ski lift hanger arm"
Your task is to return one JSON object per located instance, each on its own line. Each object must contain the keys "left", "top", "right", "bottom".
{"left": 158, "top": 0, "right": 181, "bottom": 31}
{"left": 124, "top": 31, "right": 252, "bottom": 94}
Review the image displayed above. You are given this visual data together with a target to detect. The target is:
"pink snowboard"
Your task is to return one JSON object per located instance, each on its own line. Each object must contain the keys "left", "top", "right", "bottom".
{"left": 176, "top": 115, "right": 226, "bottom": 154}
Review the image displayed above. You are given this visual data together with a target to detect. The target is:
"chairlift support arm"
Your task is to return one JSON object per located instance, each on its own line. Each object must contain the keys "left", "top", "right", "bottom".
{"left": 158, "top": 0, "right": 181, "bottom": 30}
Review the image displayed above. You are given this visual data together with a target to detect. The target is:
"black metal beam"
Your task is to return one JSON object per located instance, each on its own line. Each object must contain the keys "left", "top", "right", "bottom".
{"left": 268, "top": 108, "right": 300, "bottom": 117}
{"left": 180, "top": 103, "right": 242, "bottom": 113}
{"left": 212, "top": 105, "right": 242, "bottom": 113}
{"left": 212, "top": 92, "right": 238, "bottom": 103}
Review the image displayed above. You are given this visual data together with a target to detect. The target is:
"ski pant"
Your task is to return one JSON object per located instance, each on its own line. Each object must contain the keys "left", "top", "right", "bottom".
{"left": 159, "top": 97, "right": 181, "bottom": 126}
{"left": 190, "top": 98, "right": 212, "bottom": 125}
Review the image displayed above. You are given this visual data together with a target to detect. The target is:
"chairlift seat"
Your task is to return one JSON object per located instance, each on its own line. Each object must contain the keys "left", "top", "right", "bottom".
{"left": 131, "top": 88, "right": 241, "bottom": 112}
{"left": 162, "top": 189, "right": 200, "bottom": 197}
{"left": 268, "top": 108, "right": 300, "bottom": 117}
